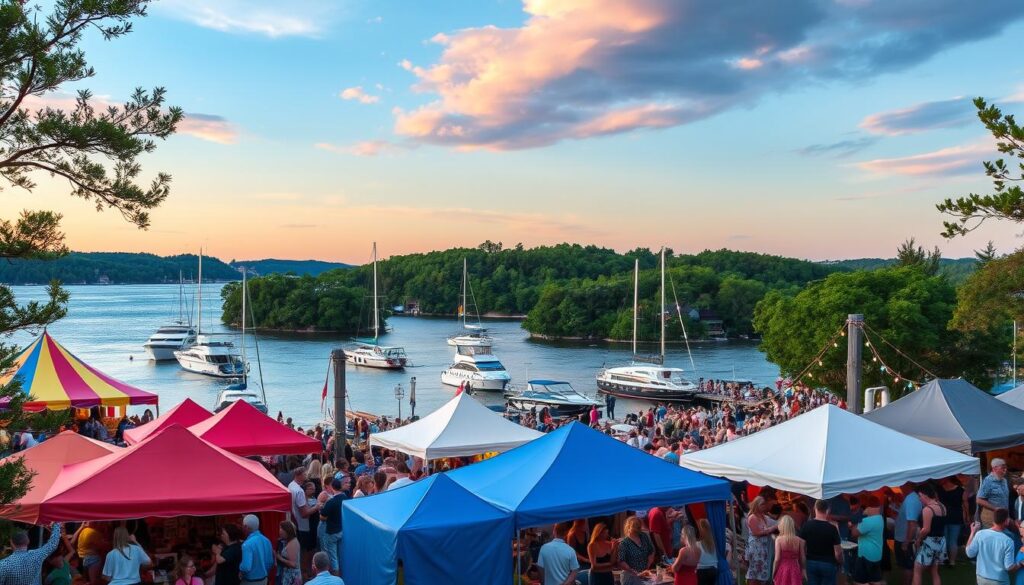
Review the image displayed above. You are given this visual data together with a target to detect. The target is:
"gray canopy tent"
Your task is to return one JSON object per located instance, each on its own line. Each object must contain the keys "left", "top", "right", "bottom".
{"left": 996, "top": 384, "right": 1024, "bottom": 410}
{"left": 863, "top": 378, "right": 1024, "bottom": 454}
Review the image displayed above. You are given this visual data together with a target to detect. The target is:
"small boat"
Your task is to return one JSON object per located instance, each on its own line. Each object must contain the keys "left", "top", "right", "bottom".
{"left": 505, "top": 380, "right": 602, "bottom": 416}
{"left": 174, "top": 250, "right": 248, "bottom": 378}
{"left": 441, "top": 344, "right": 510, "bottom": 391}
{"left": 215, "top": 387, "right": 268, "bottom": 414}
{"left": 346, "top": 242, "right": 407, "bottom": 370}
{"left": 595, "top": 249, "right": 698, "bottom": 403}
{"left": 447, "top": 258, "right": 493, "bottom": 347}
{"left": 144, "top": 272, "right": 196, "bottom": 360}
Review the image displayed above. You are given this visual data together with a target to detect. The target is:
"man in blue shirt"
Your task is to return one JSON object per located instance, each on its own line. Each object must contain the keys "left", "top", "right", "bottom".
{"left": 966, "top": 509, "right": 1018, "bottom": 585}
{"left": 305, "top": 553, "right": 344, "bottom": 585}
{"left": 894, "top": 484, "right": 922, "bottom": 585}
{"left": 239, "top": 515, "right": 274, "bottom": 585}
{"left": 979, "top": 459, "right": 1011, "bottom": 528}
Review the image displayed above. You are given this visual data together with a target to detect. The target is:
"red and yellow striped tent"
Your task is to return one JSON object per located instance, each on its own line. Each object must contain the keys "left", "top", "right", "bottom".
{"left": 1, "top": 331, "right": 158, "bottom": 412}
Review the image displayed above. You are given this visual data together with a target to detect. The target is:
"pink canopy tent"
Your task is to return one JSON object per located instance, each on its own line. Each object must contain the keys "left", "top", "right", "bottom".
{"left": 36, "top": 424, "right": 290, "bottom": 523}
{"left": 0, "top": 431, "right": 119, "bottom": 524}
{"left": 123, "top": 398, "right": 212, "bottom": 445}
{"left": 187, "top": 400, "right": 321, "bottom": 457}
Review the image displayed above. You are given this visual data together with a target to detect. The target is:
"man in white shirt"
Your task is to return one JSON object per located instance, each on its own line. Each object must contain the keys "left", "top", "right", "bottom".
{"left": 966, "top": 509, "right": 1018, "bottom": 585}
{"left": 537, "top": 522, "right": 579, "bottom": 585}
{"left": 288, "top": 468, "right": 319, "bottom": 580}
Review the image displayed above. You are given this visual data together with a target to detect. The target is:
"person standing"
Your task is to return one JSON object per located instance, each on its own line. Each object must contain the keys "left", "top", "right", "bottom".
{"left": 895, "top": 484, "right": 923, "bottom": 585}
{"left": 319, "top": 478, "right": 346, "bottom": 574}
{"left": 979, "top": 459, "right": 1011, "bottom": 528}
{"left": 170, "top": 556, "right": 202, "bottom": 585}
{"left": 695, "top": 518, "right": 719, "bottom": 585}
{"left": 587, "top": 523, "right": 617, "bottom": 585}
{"left": 304, "top": 553, "right": 345, "bottom": 585}
{"left": 618, "top": 517, "right": 655, "bottom": 585}
{"left": 240, "top": 515, "right": 274, "bottom": 585}
{"left": 912, "top": 484, "right": 947, "bottom": 585}
{"left": 849, "top": 495, "right": 884, "bottom": 585}
{"left": 746, "top": 497, "right": 778, "bottom": 585}
{"left": 605, "top": 394, "right": 616, "bottom": 420}
{"left": 589, "top": 404, "right": 600, "bottom": 427}
{"left": 966, "top": 509, "right": 1018, "bottom": 585}
{"left": 287, "top": 468, "right": 320, "bottom": 581}
{"left": 773, "top": 516, "right": 805, "bottom": 585}
{"left": 102, "top": 527, "right": 152, "bottom": 585}
{"left": 209, "top": 524, "right": 243, "bottom": 585}
{"left": 672, "top": 526, "right": 701, "bottom": 585}
{"left": 799, "top": 499, "right": 842, "bottom": 585}
{"left": 0, "top": 523, "right": 62, "bottom": 585}
{"left": 939, "top": 477, "right": 967, "bottom": 566}
{"left": 537, "top": 522, "right": 579, "bottom": 585}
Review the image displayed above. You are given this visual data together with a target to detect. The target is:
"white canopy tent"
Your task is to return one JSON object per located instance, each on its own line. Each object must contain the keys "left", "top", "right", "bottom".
{"left": 369, "top": 392, "right": 543, "bottom": 460}
{"left": 680, "top": 404, "right": 979, "bottom": 499}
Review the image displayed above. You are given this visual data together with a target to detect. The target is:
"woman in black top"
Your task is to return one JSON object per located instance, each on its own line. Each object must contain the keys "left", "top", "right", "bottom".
{"left": 939, "top": 477, "right": 966, "bottom": 566}
{"left": 913, "top": 484, "right": 947, "bottom": 585}
{"left": 209, "top": 524, "right": 242, "bottom": 585}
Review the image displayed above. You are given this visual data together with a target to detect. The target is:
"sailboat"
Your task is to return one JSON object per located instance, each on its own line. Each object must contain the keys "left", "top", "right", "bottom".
{"left": 595, "top": 248, "right": 698, "bottom": 402}
{"left": 345, "top": 242, "right": 408, "bottom": 370}
{"left": 215, "top": 268, "right": 268, "bottom": 413}
{"left": 143, "top": 271, "right": 196, "bottom": 360}
{"left": 447, "top": 258, "right": 493, "bottom": 347}
{"left": 174, "top": 250, "right": 248, "bottom": 378}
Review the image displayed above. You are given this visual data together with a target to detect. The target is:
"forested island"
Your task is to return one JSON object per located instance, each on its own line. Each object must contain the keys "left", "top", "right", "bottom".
{"left": 221, "top": 242, "right": 977, "bottom": 340}
{"left": 0, "top": 252, "right": 349, "bottom": 284}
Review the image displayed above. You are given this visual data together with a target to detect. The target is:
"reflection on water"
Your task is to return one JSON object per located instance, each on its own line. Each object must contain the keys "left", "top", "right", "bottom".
{"left": 9, "top": 284, "right": 779, "bottom": 426}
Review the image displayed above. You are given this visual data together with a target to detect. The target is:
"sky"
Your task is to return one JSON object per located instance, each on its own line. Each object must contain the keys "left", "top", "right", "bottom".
{"left": 4, "top": 0, "right": 1024, "bottom": 264}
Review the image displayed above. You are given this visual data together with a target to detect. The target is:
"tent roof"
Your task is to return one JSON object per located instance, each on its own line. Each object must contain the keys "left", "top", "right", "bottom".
{"left": 342, "top": 474, "right": 514, "bottom": 585}
{"left": 863, "top": 378, "right": 1024, "bottom": 453}
{"left": 37, "top": 424, "right": 289, "bottom": 523}
{"left": 369, "top": 392, "right": 542, "bottom": 460}
{"left": 0, "top": 332, "right": 158, "bottom": 411}
{"left": 188, "top": 399, "right": 321, "bottom": 457}
{"left": 680, "top": 404, "right": 979, "bottom": 499}
{"left": 448, "top": 421, "right": 729, "bottom": 529}
{"left": 123, "top": 398, "right": 212, "bottom": 445}
{"left": 0, "top": 431, "right": 119, "bottom": 524}
{"left": 996, "top": 384, "right": 1024, "bottom": 409}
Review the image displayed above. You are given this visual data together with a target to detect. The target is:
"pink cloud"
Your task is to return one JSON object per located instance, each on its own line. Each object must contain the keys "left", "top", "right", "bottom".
{"left": 734, "top": 58, "right": 764, "bottom": 70}
{"left": 339, "top": 86, "right": 380, "bottom": 105}
{"left": 855, "top": 143, "right": 991, "bottom": 177}
{"left": 315, "top": 140, "right": 407, "bottom": 156}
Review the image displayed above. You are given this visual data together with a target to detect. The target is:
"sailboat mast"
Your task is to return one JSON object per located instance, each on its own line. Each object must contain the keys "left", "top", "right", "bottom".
{"left": 660, "top": 247, "right": 666, "bottom": 364}
{"left": 197, "top": 249, "right": 203, "bottom": 336}
{"left": 462, "top": 257, "right": 468, "bottom": 329}
{"left": 372, "top": 242, "right": 379, "bottom": 342}
{"left": 241, "top": 267, "right": 248, "bottom": 384}
{"left": 178, "top": 270, "right": 184, "bottom": 323}
{"left": 632, "top": 258, "right": 638, "bottom": 356}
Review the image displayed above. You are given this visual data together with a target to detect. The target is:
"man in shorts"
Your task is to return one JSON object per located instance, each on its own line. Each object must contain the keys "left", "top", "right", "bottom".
{"left": 850, "top": 495, "right": 884, "bottom": 585}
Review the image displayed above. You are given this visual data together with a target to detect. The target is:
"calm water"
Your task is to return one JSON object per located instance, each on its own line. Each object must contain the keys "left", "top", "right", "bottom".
{"left": 8, "top": 284, "right": 780, "bottom": 426}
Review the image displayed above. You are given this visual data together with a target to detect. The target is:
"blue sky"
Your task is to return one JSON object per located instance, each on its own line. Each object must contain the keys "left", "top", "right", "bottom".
{"left": 9, "top": 0, "right": 1024, "bottom": 263}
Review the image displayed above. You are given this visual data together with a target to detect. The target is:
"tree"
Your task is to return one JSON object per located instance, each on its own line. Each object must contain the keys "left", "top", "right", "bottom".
{"left": 0, "top": 0, "right": 178, "bottom": 509}
{"left": 951, "top": 249, "right": 1024, "bottom": 335}
{"left": 937, "top": 98, "right": 1024, "bottom": 238}
{"left": 895, "top": 237, "right": 941, "bottom": 276}
{"left": 753, "top": 267, "right": 1002, "bottom": 396}
{"left": 975, "top": 241, "right": 998, "bottom": 265}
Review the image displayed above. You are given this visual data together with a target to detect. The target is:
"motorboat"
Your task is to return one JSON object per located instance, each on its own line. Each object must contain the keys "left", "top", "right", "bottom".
{"left": 595, "top": 248, "right": 698, "bottom": 403}
{"left": 144, "top": 323, "right": 196, "bottom": 361}
{"left": 596, "top": 365, "right": 698, "bottom": 401}
{"left": 504, "top": 380, "right": 602, "bottom": 416}
{"left": 175, "top": 335, "right": 248, "bottom": 378}
{"left": 441, "top": 344, "right": 510, "bottom": 391}
{"left": 144, "top": 272, "right": 195, "bottom": 360}
{"left": 215, "top": 386, "right": 268, "bottom": 414}
{"left": 347, "top": 242, "right": 407, "bottom": 370}
{"left": 447, "top": 258, "right": 493, "bottom": 347}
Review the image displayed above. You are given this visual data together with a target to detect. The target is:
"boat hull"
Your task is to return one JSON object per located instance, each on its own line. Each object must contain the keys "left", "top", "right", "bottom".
{"left": 345, "top": 354, "right": 406, "bottom": 370}
{"left": 506, "top": 398, "right": 597, "bottom": 417}
{"left": 174, "top": 353, "right": 247, "bottom": 378}
{"left": 440, "top": 370, "right": 509, "bottom": 392}
{"left": 596, "top": 379, "right": 697, "bottom": 402}
{"left": 144, "top": 345, "right": 181, "bottom": 361}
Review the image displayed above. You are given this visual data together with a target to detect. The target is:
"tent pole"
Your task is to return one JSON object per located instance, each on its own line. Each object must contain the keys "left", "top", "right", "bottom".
{"left": 728, "top": 499, "right": 738, "bottom": 578}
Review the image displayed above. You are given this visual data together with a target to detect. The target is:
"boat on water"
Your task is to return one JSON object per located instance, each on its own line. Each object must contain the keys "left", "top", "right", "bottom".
{"left": 213, "top": 269, "right": 270, "bottom": 413}
{"left": 346, "top": 242, "right": 408, "bottom": 370}
{"left": 505, "top": 380, "right": 602, "bottom": 416}
{"left": 175, "top": 250, "right": 248, "bottom": 378}
{"left": 447, "top": 258, "right": 493, "bottom": 347}
{"left": 143, "top": 272, "right": 196, "bottom": 360}
{"left": 441, "top": 344, "right": 510, "bottom": 391}
{"left": 596, "top": 249, "right": 698, "bottom": 403}
{"left": 215, "top": 387, "right": 268, "bottom": 414}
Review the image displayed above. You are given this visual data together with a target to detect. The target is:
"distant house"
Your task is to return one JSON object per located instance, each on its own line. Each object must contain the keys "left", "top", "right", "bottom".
{"left": 679, "top": 305, "right": 701, "bottom": 322}
{"left": 698, "top": 309, "right": 725, "bottom": 338}
{"left": 97, "top": 274, "right": 111, "bottom": 285}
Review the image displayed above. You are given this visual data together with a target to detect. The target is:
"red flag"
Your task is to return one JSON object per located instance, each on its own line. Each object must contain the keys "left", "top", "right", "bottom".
{"left": 456, "top": 381, "right": 464, "bottom": 396}
{"left": 321, "top": 379, "right": 328, "bottom": 407}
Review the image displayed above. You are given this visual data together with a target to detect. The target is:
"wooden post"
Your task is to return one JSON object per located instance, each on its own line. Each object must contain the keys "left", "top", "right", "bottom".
{"left": 846, "top": 314, "right": 864, "bottom": 414}
{"left": 331, "top": 349, "right": 346, "bottom": 462}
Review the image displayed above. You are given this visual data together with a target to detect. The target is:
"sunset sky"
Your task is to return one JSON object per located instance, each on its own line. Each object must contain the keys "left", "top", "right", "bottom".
{"left": 5, "top": 0, "right": 1024, "bottom": 264}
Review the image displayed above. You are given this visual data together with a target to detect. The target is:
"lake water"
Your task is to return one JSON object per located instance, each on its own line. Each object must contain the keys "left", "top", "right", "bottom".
{"left": 8, "top": 284, "right": 780, "bottom": 426}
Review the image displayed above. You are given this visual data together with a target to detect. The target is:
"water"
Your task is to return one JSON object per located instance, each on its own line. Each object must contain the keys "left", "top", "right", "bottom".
{"left": 8, "top": 284, "right": 780, "bottom": 426}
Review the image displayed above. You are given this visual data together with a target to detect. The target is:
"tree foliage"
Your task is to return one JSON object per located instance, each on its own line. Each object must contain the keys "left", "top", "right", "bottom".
{"left": 0, "top": 251, "right": 239, "bottom": 284}
{"left": 895, "top": 237, "right": 941, "bottom": 276}
{"left": 951, "top": 249, "right": 1024, "bottom": 335}
{"left": 753, "top": 267, "right": 1003, "bottom": 396}
{"left": 937, "top": 98, "right": 1024, "bottom": 238}
{"left": 0, "top": 0, "right": 175, "bottom": 510}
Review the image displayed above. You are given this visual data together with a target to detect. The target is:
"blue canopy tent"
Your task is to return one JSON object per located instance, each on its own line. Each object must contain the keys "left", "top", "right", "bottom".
{"left": 448, "top": 421, "right": 735, "bottom": 585}
{"left": 341, "top": 474, "right": 514, "bottom": 585}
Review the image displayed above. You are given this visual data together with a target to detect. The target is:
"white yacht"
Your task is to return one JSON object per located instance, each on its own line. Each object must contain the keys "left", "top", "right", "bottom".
{"left": 595, "top": 249, "right": 698, "bottom": 402}
{"left": 447, "top": 258, "right": 493, "bottom": 347}
{"left": 175, "top": 250, "right": 248, "bottom": 378}
{"left": 441, "top": 344, "right": 511, "bottom": 391}
{"left": 505, "top": 380, "right": 602, "bottom": 416}
{"left": 215, "top": 387, "right": 268, "bottom": 414}
{"left": 346, "top": 242, "right": 408, "bottom": 370}
{"left": 144, "top": 273, "right": 196, "bottom": 360}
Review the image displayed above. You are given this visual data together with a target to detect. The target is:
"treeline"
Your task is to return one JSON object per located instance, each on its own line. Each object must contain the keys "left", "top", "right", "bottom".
{"left": 824, "top": 257, "right": 977, "bottom": 284}
{"left": 0, "top": 252, "right": 239, "bottom": 284}
{"left": 222, "top": 243, "right": 842, "bottom": 337}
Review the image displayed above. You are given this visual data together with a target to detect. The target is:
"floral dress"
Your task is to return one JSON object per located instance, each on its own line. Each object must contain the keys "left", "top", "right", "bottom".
{"left": 745, "top": 515, "right": 772, "bottom": 581}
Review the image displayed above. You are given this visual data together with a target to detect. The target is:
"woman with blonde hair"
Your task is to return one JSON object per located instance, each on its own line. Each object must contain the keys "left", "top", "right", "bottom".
{"left": 307, "top": 459, "right": 323, "bottom": 493}
{"left": 587, "top": 522, "right": 617, "bottom": 585}
{"left": 672, "top": 525, "right": 700, "bottom": 585}
{"left": 618, "top": 516, "right": 655, "bottom": 585}
{"left": 695, "top": 518, "right": 719, "bottom": 585}
{"left": 746, "top": 496, "right": 779, "bottom": 585}
{"left": 772, "top": 516, "right": 805, "bottom": 585}
{"left": 101, "top": 527, "right": 151, "bottom": 585}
